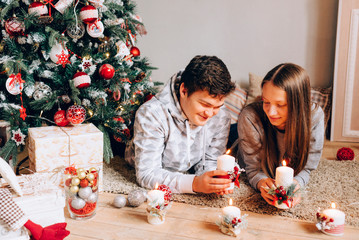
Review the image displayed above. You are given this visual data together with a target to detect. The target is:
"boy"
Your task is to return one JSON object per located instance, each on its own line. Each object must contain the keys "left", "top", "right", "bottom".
{"left": 125, "top": 55, "right": 235, "bottom": 194}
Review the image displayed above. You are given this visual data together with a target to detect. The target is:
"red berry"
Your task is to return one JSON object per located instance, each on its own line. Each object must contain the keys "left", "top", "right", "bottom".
{"left": 156, "top": 205, "right": 160, "bottom": 209}
{"left": 275, "top": 189, "right": 280, "bottom": 194}
{"left": 232, "top": 220, "right": 236, "bottom": 224}
{"left": 322, "top": 216, "right": 327, "bottom": 221}
{"left": 279, "top": 186, "right": 284, "bottom": 190}
{"left": 316, "top": 213, "right": 321, "bottom": 218}
{"left": 329, "top": 218, "right": 334, "bottom": 222}
{"left": 281, "top": 190, "right": 286, "bottom": 195}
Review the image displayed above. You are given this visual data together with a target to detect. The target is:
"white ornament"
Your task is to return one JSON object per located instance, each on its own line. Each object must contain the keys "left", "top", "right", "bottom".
{"left": 86, "top": 20, "right": 104, "bottom": 38}
{"left": 71, "top": 198, "right": 86, "bottom": 210}
{"left": 79, "top": 57, "right": 93, "bottom": 71}
{"left": 24, "top": 84, "right": 35, "bottom": 97}
{"left": 54, "top": 0, "right": 74, "bottom": 14}
{"left": 78, "top": 186, "right": 92, "bottom": 199}
{"left": 87, "top": 193, "right": 98, "bottom": 203}
{"left": 115, "top": 41, "right": 129, "bottom": 59}
{"left": 113, "top": 195, "right": 126, "bottom": 208}
{"left": 5, "top": 74, "right": 23, "bottom": 95}
{"left": 33, "top": 82, "right": 52, "bottom": 100}
{"left": 49, "top": 43, "right": 68, "bottom": 63}
{"left": 11, "top": 128, "right": 26, "bottom": 146}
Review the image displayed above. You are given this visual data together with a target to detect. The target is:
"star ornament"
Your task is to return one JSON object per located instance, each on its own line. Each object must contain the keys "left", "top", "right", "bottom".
{"left": 79, "top": 57, "right": 93, "bottom": 71}
{"left": 11, "top": 128, "right": 26, "bottom": 146}
{"left": 56, "top": 49, "right": 71, "bottom": 68}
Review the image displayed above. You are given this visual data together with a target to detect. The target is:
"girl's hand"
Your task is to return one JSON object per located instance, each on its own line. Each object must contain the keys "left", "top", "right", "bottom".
{"left": 257, "top": 178, "right": 276, "bottom": 205}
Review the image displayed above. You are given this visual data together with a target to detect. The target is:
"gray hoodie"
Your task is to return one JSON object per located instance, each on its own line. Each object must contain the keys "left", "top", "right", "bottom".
{"left": 125, "top": 72, "right": 231, "bottom": 193}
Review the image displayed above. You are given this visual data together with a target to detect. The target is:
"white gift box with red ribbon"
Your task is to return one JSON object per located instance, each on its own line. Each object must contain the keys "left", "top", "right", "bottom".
{"left": 28, "top": 123, "right": 103, "bottom": 190}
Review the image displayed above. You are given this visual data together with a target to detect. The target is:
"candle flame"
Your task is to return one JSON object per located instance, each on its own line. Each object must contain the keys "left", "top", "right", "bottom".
{"left": 331, "top": 202, "right": 336, "bottom": 209}
{"left": 229, "top": 198, "right": 233, "bottom": 206}
{"left": 155, "top": 183, "right": 158, "bottom": 190}
{"left": 282, "top": 160, "right": 287, "bottom": 167}
{"left": 226, "top": 149, "right": 231, "bottom": 155}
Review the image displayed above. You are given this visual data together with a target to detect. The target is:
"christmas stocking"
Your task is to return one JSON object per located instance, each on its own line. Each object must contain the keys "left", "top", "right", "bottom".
{"left": 0, "top": 188, "right": 70, "bottom": 240}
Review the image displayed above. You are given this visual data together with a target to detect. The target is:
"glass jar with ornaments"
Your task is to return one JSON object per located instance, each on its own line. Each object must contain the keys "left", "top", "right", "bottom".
{"left": 64, "top": 166, "right": 99, "bottom": 220}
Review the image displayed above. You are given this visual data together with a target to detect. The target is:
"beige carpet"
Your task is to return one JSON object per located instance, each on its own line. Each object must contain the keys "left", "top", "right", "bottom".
{"left": 103, "top": 156, "right": 359, "bottom": 227}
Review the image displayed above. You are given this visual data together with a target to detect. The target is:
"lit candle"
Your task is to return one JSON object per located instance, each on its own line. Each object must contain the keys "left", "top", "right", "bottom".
{"left": 147, "top": 183, "right": 165, "bottom": 205}
{"left": 217, "top": 150, "right": 235, "bottom": 190}
{"left": 222, "top": 198, "right": 241, "bottom": 220}
{"left": 322, "top": 202, "right": 345, "bottom": 236}
{"left": 275, "top": 160, "right": 294, "bottom": 187}
{"left": 217, "top": 149, "right": 235, "bottom": 171}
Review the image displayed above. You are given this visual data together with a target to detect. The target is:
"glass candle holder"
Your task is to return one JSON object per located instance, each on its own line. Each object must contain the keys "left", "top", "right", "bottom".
{"left": 64, "top": 167, "right": 99, "bottom": 220}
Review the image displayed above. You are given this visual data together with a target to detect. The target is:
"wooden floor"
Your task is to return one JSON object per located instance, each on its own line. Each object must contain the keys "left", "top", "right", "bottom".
{"left": 65, "top": 140, "right": 359, "bottom": 240}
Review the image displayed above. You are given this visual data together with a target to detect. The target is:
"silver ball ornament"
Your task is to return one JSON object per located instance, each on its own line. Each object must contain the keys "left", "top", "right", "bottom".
{"left": 78, "top": 186, "right": 92, "bottom": 200}
{"left": 71, "top": 198, "right": 86, "bottom": 210}
{"left": 87, "top": 193, "right": 98, "bottom": 203}
{"left": 128, "top": 189, "right": 146, "bottom": 207}
{"left": 113, "top": 195, "right": 126, "bottom": 208}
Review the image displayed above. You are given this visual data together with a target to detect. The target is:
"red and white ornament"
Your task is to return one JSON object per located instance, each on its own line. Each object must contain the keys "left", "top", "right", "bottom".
{"left": 86, "top": 20, "right": 104, "bottom": 38}
{"left": 130, "top": 46, "right": 140, "bottom": 57}
{"left": 80, "top": 5, "right": 98, "bottom": 24}
{"left": 99, "top": 64, "right": 115, "bottom": 79}
{"left": 73, "top": 71, "right": 91, "bottom": 88}
{"left": 54, "top": 109, "right": 70, "bottom": 127}
{"left": 49, "top": 43, "right": 70, "bottom": 67}
{"left": 5, "top": 17, "right": 25, "bottom": 36}
{"left": 66, "top": 105, "right": 86, "bottom": 125}
{"left": 115, "top": 41, "right": 130, "bottom": 59}
{"left": 28, "top": 1, "right": 48, "bottom": 16}
{"left": 11, "top": 129, "right": 26, "bottom": 146}
{"left": 6, "top": 73, "right": 24, "bottom": 95}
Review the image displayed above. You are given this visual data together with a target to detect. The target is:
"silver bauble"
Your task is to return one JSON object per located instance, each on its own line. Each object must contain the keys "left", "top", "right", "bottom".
{"left": 33, "top": 82, "right": 52, "bottom": 100}
{"left": 113, "top": 195, "right": 126, "bottom": 208}
{"left": 87, "top": 192, "right": 98, "bottom": 203}
{"left": 67, "top": 22, "right": 85, "bottom": 39}
{"left": 78, "top": 186, "right": 92, "bottom": 200}
{"left": 71, "top": 198, "right": 86, "bottom": 210}
{"left": 128, "top": 189, "right": 146, "bottom": 207}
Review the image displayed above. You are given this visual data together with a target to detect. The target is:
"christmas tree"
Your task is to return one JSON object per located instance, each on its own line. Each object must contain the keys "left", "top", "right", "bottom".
{"left": 0, "top": 0, "right": 159, "bottom": 164}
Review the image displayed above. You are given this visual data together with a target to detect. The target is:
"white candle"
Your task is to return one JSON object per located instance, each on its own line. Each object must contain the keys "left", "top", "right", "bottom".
{"left": 147, "top": 183, "right": 165, "bottom": 206}
{"left": 217, "top": 150, "right": 235, "bottom": 171}
{"left": 275, "top": 160, "right": 294, "bottom": 188}
{"left": 322, "top": 203, "right": 345, "bottom": 225}
{"left": 222, "top": 198, "right": 241, "bottom": 220}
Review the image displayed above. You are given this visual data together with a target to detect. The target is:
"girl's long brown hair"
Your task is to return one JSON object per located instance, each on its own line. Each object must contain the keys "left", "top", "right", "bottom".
{"left": 259, "top": 63, "right": 311, "bottom": 177}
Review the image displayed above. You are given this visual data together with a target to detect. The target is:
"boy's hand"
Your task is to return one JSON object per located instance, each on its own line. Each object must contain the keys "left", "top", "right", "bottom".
{"left": 192, "top": 170, "right": 231, "bottom": 194}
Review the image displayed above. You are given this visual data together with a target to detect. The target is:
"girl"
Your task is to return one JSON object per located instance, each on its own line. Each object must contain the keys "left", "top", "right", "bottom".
{"left": 236, "top": 63, "right": 324, "bottom": 206}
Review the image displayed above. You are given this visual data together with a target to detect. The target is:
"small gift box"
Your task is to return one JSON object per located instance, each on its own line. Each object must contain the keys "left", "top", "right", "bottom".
{"left": 28, "top": 123, "right": 103, "bottom": 190}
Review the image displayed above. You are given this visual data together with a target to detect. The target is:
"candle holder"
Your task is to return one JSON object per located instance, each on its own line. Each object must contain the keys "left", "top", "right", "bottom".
{"left": 146, "top": 184, "right": 172, "bottom": 225}
{"left": 217, "top": 213, "right": 248, "bottom": 237}
{"left": 315, "top": 205, "right": 345, "bottom": 236}
{"left": 268, "top": 184, "right": 298, "bottom": 209}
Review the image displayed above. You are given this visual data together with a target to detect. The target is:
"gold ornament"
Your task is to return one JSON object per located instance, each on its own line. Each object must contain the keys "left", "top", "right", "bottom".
{"left": 86, "top": 173, "right": 95, "bottom": 181}
{"left": 71, "top": 177, "right": 80, "bottom": 186}
{"left": 70, "top": 185, "right": 79, "bottom": 193}
{"left": 77, "top": 168, "right": 85, "bottom": 173}
{"left": 87, "top": 108, "right": 94, "bottom": 118}
{"left": 78, "top": 171, "right": 87, "bottom": 180}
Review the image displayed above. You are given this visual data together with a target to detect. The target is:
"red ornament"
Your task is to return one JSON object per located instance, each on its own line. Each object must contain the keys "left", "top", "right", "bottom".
{"left": 73, "top": 71, "right": 91, "bottom": 88}
{"left": 113, "top": 135, "right": 122, "bottom": 142}
{"left": 5, "top": 17, "right": 25, "bottom": 36}
{"left": 130, "top": 46, "right": 140, "bottom": 57}
{"left": 80, "top": 179, "right": 89, "bottom": 188}
{"left": 336, "top": 147, "right": 355, "bottom": 160}
{"left": 66, "top": 105, "right": 86, "bottom": 125}
{"left": 28, "top": 1, "right": 48, "bottom": 16}
{"left": 79, "top": 5, "right": 98, "bottom": 24}
{"left": 99, "top": 64, "right": 115, "bottom": 79}
{"left": 54, "top": 109, "right": 70, "bottom": 126}
{"left": 157, "top": 184, "right": 172, "bottom": 206}
{"left": 56, "top": 49, "right": 71, "bottom": 68}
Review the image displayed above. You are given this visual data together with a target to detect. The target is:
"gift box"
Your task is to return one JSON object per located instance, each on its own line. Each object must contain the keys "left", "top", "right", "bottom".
{"left": 0, "top": 173, "right": 65, "bottom": 240}
{"left": 28, "top": 123, "right": 103, "bottom": 190}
